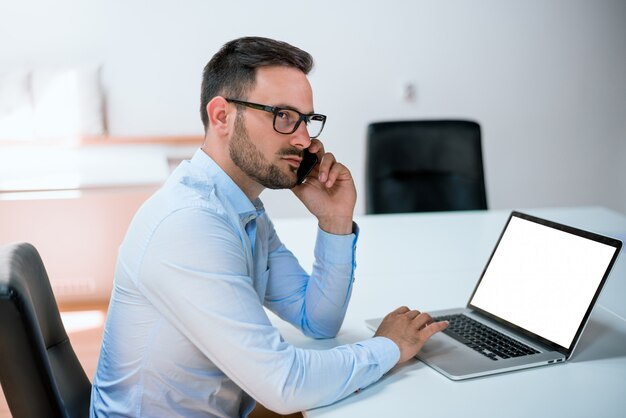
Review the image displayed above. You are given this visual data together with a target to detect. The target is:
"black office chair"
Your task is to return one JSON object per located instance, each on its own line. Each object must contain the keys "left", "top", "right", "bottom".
{"left": 0, "top": 242, "right": 91, "bottom": 418}
{"left": 366, "top": 120, "right": 488, "bottom": 214}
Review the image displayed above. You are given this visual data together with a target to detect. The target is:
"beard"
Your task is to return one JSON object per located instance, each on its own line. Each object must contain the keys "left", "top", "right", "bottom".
{"left": 229, "top": 112, "right": 300, "bottom": 189}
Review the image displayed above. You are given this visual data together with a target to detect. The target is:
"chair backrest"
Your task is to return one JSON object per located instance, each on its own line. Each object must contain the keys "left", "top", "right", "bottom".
{"left": 0, "top": 242, "right": 91, "bottom": 418}
{"left": 366, "top": 120, "right": 488, "bottom": 214}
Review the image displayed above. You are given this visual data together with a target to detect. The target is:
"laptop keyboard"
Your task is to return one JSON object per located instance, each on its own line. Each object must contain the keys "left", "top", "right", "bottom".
{"left": 434, "top": 314, "right": 540, "bottom": 361}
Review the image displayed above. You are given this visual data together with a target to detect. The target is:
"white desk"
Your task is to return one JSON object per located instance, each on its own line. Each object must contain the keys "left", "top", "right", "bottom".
{"left": 271, "top": 207, "right": 626, "bottom": 418}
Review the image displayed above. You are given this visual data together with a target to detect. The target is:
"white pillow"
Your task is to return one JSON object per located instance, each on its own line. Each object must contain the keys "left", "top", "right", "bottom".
{"left": 0, "top": 69, "right": 35, "bottom": 140}
{"left": 31, "top": 65, "right": 106, "bottom": 139}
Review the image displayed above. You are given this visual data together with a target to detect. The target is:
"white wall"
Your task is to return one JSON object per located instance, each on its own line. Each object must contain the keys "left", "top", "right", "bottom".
{"left": 1, "top": 0, "right": 625, "bottom": 217}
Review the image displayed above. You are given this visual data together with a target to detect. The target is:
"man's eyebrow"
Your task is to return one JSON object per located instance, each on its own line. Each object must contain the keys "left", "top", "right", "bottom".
{"left": 275, "top": 103, "right": 316, "bottom": 115}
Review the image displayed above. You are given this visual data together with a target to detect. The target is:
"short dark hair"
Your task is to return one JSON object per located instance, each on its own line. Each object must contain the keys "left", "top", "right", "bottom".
{"left": 200, "top": 37, "right": 314, "bottom": 132}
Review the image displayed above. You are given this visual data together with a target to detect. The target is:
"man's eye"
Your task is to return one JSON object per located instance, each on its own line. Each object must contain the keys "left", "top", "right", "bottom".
{"left": 276, "top": 110, "right": 291, "bottom": 121}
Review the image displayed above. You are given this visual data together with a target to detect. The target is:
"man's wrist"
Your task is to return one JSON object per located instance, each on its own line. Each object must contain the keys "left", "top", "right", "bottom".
{"left": 318, "top": 216, "right": 354, "bottom": 235}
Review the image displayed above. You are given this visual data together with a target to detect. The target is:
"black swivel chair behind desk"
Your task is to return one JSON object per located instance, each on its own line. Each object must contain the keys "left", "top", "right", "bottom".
{"left": 366, "top": 120, "right": 488, "bottom": 214}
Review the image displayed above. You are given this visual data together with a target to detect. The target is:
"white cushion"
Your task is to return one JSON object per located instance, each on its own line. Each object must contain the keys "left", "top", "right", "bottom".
{"left": 32, "top": 65, "right": 106, "bottom": 139}
{"left": 0, "top": 65, "right": 106, "bottom": 141}
{"left": 0, "top": 69, "right": 35, "bottom": 140}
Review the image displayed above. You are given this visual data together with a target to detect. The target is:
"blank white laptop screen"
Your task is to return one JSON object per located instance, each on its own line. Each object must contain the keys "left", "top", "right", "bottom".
{"left": 470, "top": 216, "right": 617, "bottom": 349}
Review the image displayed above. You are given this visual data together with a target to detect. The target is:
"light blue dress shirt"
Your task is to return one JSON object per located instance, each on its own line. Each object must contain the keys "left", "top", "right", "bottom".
{"left": 90, "top": 149, "right": 399, "bottom": 417}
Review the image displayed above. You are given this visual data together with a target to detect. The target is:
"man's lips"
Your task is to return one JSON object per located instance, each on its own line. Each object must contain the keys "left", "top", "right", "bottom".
{"left": 282, "top": 156, "right": 302, "bottom": 168}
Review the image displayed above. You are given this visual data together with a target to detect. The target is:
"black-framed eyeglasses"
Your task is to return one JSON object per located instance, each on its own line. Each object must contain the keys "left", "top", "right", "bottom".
{"left": 225, "top": 98, "right": 327, "bottom": 139}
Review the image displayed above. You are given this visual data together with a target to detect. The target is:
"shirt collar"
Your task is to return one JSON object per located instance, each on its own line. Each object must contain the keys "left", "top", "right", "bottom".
{"left": 189, "top": 149, "right": 265, "bottom": 224}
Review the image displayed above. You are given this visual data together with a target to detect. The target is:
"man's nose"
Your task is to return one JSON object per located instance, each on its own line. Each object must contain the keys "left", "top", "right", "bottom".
{"left": 290, "top": 122, "right": 311, "bottom": 149}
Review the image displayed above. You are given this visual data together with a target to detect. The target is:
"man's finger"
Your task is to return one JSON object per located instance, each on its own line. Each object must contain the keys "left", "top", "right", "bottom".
{"left": 324, "top": 162, "right": 347, "bottom": 188}
{"left": 392, "top": 306, "right": 410, "bottom": 315}
{"left": 412, "top": 312, "right": 433, "bottom": 329}
{"left": 317, "top": 152, "right": 336, "bottom": 183}
{"left": 308, "top": 138, "right": 324, "bottom": 155}
{"left": 420, "top": 320, "right": 449, "bottom": 339}
{"left": 405, "top": 310, "right": 421, "bottom": 320}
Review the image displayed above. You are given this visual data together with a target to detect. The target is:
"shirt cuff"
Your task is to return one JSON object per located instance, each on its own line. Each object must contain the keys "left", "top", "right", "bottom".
{"left": 314, "top": 222, "right": 359, "bottom": 265}
{"left": 358, "top": 336, "right": 401, "bottom": 376}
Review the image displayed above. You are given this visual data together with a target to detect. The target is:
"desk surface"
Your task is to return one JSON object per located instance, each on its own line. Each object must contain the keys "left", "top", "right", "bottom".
{"left": 271, "top": 207, "right": 626, "bottom": 418}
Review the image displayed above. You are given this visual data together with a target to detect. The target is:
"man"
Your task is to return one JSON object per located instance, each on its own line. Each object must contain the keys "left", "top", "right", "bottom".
{"left": 90, "top": 37, "right": 447, "bottom": 417}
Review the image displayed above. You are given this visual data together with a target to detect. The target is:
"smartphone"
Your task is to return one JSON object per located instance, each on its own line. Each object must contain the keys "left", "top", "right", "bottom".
{"left": 296, "top": 150, "right": 318, "bottom": 185}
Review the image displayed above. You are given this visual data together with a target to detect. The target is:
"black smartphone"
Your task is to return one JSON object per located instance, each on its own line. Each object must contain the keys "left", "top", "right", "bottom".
{"left": 296, "top": 150, "right": 318, "bottom": 185}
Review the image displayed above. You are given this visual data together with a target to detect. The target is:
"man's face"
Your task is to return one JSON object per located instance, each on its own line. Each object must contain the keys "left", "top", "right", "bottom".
{"left": 229, "top": 112, "right": 299, "bottom": 189}
{"left": 228, "top": 66, "right": 314, "bottom": 190}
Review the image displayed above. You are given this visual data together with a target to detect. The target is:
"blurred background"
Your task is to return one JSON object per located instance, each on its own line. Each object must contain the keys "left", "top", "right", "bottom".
{"left": 0, "top": 0, "right": 625, "bottom": 302}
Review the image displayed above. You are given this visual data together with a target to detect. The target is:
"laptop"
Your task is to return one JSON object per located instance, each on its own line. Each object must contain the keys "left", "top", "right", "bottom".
{"left": 365, "top": 211, "right": 622, "bottom": 380}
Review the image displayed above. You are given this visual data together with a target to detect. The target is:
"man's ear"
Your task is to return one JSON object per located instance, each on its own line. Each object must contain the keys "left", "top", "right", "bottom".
{"left": 206, "top": 96, "right": 233, "bottom": 137}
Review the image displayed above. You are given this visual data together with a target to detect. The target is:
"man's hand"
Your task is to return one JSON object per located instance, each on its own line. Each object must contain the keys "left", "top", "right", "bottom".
{"left": 292, "top": 139, "right": 356, "bottom": 235}
{"left": 375, "top": 306, "right": 449, "bottom": 364}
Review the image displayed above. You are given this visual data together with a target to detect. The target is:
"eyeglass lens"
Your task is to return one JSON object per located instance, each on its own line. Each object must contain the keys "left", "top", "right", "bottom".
{"left": 274, "top": 109, "right": 325, "bottom": 138}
